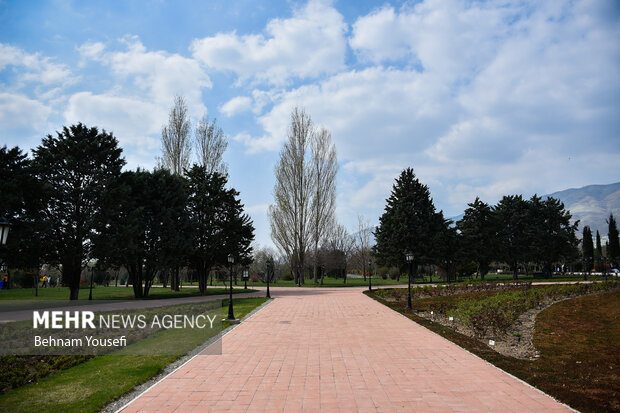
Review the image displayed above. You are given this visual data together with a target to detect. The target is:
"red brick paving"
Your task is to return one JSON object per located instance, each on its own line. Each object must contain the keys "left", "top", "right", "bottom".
{"left": 120, "top": 287, "right": 571, "bottom": 412}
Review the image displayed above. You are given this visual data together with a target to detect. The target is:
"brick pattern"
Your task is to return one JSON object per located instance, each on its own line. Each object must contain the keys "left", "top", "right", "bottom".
{"left": 121, "top": 287, "right": 571, "bottom": 412}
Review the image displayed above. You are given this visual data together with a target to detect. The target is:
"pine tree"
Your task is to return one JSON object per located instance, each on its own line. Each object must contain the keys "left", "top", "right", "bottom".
{"left": 582, "top": 226, "right": 594, "bottom": 275}
{"left": 456, "top": 197, "right": 495, "bottom": 280}
{"left": 374, "top": 168, "right": 445, "bottom": 273}
{"left": 608, "top": 214, "right": 620, "bottom": 267}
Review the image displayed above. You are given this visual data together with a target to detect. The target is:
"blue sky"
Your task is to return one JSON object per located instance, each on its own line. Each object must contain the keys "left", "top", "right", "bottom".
{"left": 1, "top": 0, "right": 619, "bottom": 248}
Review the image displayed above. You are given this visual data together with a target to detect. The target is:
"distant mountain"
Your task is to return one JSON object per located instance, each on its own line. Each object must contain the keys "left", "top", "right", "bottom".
{"left": 545, "top": 182, "right": 620, "bottom": 237}
{"left": 447, "top": 182, "right": 620, "bottom": 238}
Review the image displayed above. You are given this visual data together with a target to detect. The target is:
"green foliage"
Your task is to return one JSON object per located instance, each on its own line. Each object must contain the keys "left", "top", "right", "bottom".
{"left": 457, "top": 197, "right": 494, "bottom": 278}
{"left": 374, "top": 168, "right": 446, "bottom": 268}
{"left": 95, "top": 169, "right": 190, "bottom": 298}
{"left": 582, "top": 226, "right": 594, "bottom": 272}
{"left": 31, "top": 124, "right": 125, "bottom": 300}
{"left": 184, "top": 166, "right": 255, "bottom": 295}
{"left": 608, "top": 213, "right": 620, "bottom": 266}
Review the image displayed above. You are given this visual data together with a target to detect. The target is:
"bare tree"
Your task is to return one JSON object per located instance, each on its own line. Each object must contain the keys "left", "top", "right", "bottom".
{"left": 160, "top": 95, "right": 191, "bottom": 291}
{"left": 269, "top": 107, "right": 314, "bottom": 286}
{"left": 356, "top": 214, "right": 373, "bottom": 281}
{"left": 325, "top": 223, "right": 355, "bottom": 284}
{"left": 195, "top": 114, "right": 228, "bottom": 175}
{"left": 160, "top": 95, "right": 192, "bottom": 176}
{"left": 310, "top": 127, "right": 338, "bottom": 284}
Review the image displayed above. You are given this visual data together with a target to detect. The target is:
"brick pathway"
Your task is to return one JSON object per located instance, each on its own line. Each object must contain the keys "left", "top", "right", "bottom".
{"left": 120, "top": 287, "right": 571, "bottom": 412}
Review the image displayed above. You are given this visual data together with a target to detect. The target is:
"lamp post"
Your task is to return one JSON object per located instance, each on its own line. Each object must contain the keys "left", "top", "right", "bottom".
{"left": 406, "top": 251, "right": 414, "bottom": 309}
{"left": 265, "top": 257, "right": 273, "bottom": 299}
{"left": 87, "top": 258, "right": 98, "bottom": 301}
{"left": 0, "top": 217, "right": 10, "bottom": 290}
{"left": 226, "top": 254, "right": 237, "bottom": 322}
{"left": 368, "top": 258, "right": 372, "bottom": 292}
{"left": 243, "top": 268, "right": 249, "bottom": 289}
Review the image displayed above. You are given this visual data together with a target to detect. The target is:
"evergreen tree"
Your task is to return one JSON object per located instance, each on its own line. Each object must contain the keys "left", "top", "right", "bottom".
{"left": 582, "top": 226, "right": 594, "bottom": 274}
{"left": 608, "top": 213, "right": 620, "bottom": 267}
{"left": 32, "top": 124, "right": 124, "bottom": 300}
{"left": 185, "top": 165, "right": 254, "bottom": 295}
{"left": 493, "top": 195, "right": 530, "bottom": 280}
{"left": 595, "top": 230, "right": 602, "bottom": 267}
{"left": 94, "top": 169, "right": 190, "bottom": 298}
{"left": 456, "top": 197, "right": 495, "bottom": 280}
{"left": 374, "top": 168, "right": 445, "bottom": 273}
{"left": 529, "top": 195, "right": 579, "bottom": 277}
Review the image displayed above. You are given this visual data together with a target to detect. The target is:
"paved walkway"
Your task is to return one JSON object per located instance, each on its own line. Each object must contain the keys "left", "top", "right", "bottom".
{"left": 120, "top": 287, "right": 570, "bottom": 412}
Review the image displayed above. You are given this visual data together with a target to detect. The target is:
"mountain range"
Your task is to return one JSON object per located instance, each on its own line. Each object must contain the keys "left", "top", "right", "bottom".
{"left": 546, "top": 182, "right": 620, "bottom": 238}
{"left": 448, "top": 182, "right": 620, "bottom": 238}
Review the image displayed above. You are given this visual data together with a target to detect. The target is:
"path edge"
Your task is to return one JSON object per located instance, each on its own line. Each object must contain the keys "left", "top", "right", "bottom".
{"left": 103, "top": 297, "right": 274, "bottom": 413}
{"left": 363, "top": 291, "right": 578, "bottom": 413}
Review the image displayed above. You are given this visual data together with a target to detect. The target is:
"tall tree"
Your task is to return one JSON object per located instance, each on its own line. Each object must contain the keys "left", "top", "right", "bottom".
{"left": 374, "top": 168, "right": 445, "bottom": 278}
{"left": 194, "top": 114, "right": 228, "bottom": 176}
{"left": 582, "top": 226, "right": 594, "bottom": 274}
{"left": 608, "top": 213, "right": 620, "bottom": 267}
{"left": 529, "top": 195, "right": 579, "bottom": 277}
{"left": 310, "top": 127, "right": 337, "bottom": 284}
{"left": 160, "top": 95, "right": 192, "bottom": 176}
{"left": 595, "top": 230, "right": 603, "bottom": 267}
{"left": 456, "top": 197, "right": 495, "bottom": 280}
{"left": 32, "top": 124, "right": 124, "bottom": 300}
{"left": 269, "top": 107, "right": 314, "bottom": 286}
{"left": 94, "top": 169, "right": 189, "bottom": 298}
{"left": 0, "top": 146, "right": 47, "bottom": 284}
{"left": 356, "top": 215, "right": 374, "bottom": 281}
{"left": 493, "top": 195, "right": 530, "bottom": 280}
{"left": 325, "top": 224, "right": 355, "bottom": 284}
{"left": 185, "top": 165, "right": 254, "bottom": 295}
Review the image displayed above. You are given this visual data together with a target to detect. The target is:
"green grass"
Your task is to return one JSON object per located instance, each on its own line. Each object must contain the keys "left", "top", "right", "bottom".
{"left": 0, "top": 297, "right": 268, "bottom": 413}
{"left": 0, "top": 285, "right": 257, "bottom": 301}
{"left": 369, "top": 284, "right": 620, "bottom": 412}
{"left": 235, "top": 275, "right": 404, "bottom": 288}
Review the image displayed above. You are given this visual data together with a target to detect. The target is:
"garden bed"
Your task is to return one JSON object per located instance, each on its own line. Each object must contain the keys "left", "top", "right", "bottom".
{"left": 369, "top": 282, "right": 620, "bottom": 412}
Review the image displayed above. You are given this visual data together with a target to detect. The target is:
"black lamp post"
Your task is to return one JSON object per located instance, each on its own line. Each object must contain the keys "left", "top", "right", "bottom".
{"left": 266, "top": 257, "right": 273, "bottom": 298}
{"left": 0, "top": 217, "right": 10, "bottom": 290}
{"left": 243, "top": 268, "right": 249, "bottom": 289}
{"left": 368, "top": 258, "right": 372, "bottom": 292}
{"left": 406, "top": 251, "right": 414, "bottom": 309}
{"left": 226, "top": 254, "right": 237, "bottom": 322}
{"left": 88, "top": 258, "right": 98, "bottom": 301}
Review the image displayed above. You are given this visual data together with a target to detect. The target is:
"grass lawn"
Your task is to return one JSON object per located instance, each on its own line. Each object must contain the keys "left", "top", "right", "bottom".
{"left": 235, "top": 275, "right": 404, "bottom": 288}
{"left": 0, "top": 285, "right": 257, "bottom": 301}
{"left": 0, "top": 297, "right": 268, "bottom": 413}
{"left": 369, "top": 284, "right": 619, "bottom": 412}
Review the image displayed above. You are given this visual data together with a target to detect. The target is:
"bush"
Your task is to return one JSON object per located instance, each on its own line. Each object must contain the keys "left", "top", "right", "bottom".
{"left": 250, "top": 274, "right": 259, "bottom": 282}
{"left": 282, "top": 273, "right": 294, "bottom": 281}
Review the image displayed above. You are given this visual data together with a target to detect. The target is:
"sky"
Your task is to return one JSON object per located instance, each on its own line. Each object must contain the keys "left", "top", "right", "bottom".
{"left": 1, "top": 0, "right": 619, "bottom": 249}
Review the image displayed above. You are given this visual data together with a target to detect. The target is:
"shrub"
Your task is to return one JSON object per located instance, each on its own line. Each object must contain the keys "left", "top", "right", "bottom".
{"left": 282, "top": 273, "right": 294, "bottom": 281}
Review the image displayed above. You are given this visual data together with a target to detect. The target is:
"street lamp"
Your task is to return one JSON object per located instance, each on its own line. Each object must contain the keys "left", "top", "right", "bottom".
{"left": 368, "top": 258, "right": 372, "bottom": 292}
{"left": 87, "top": 258, "right": 98, "bottom": 301}
{"left": 0, "top": 217, "right": 10, "bottom": 290}
{"left": 226, "top": 254, "right": 238, "bottom": 323}
{"left": 265, "top": 257, "right": 273, "bottom": 299}
{"left": 243, "top": 268, "right": 249, "bottom": 289}
{"left": 406, "top": 251, "right": 414, "bottom": 309}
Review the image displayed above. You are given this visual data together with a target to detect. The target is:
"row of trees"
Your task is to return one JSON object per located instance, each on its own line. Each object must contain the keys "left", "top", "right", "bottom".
{"left": 1, "top": 121, "right": 253, "bottom": 300}
{"left": 374, "top": 168, "right": 594, "bottom": 281}
{"left": 582, "top": 214, "right": 620, "bottom": 273}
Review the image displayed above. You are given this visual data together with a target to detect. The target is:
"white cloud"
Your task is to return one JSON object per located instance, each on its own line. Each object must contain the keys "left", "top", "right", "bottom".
{"left": 0, "top": 43, "right": 74, "bottom": 89}
{"left": 78, "top": 37, "right": 211, "bottom": 118}
{"left": 0, "top": 92, "right": 52, "bottom": 130}
{"left": 190, "top": 0, "right": 347, "bottom": 85}
{"left": 64, "top": 91, "right": 164, "bottom": 167}
{"left": 220, "top": 96, "right": 252, "bottom": 117}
